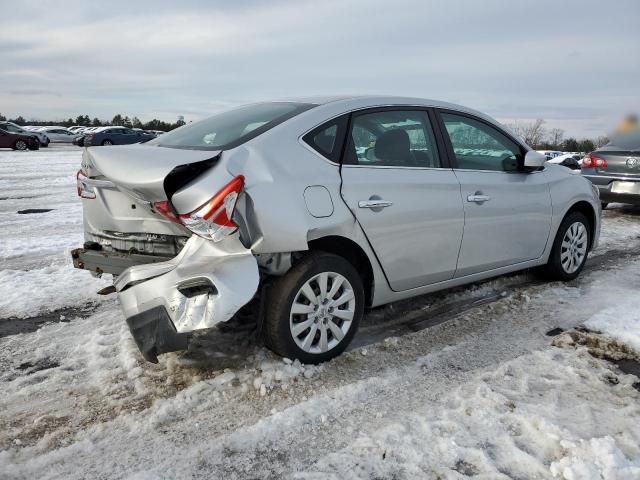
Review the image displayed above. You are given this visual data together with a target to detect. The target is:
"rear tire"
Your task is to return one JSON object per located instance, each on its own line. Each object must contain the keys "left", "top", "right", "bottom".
{"left": 102, "top": 139, "right": 113, "bottom": 146}
{"left": 263, "top": 252, "right": 364, "bottom": 364}
{"left": 539, "top": 211, "right": 590, "bottom": 281}
{"left": 14, "top": 140, "right": 27, "bottom": 151}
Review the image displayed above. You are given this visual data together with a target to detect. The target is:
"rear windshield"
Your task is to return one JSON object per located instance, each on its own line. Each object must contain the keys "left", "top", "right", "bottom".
{"left": 149, "top": 102, "right": 315, "bottom": 150}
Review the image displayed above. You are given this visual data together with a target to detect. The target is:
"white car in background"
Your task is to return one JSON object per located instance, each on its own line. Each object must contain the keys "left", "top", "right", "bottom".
{"left": 545, "top": 153, "right": 583, "bottom": 170}
{"left": 537, "top": 150, "right": 564, "bottom": 160}
{"left": 0, "top": 121, "right": 50, "bottom": 147}
{"left": 38, "top": 127, "right": 77, "bottom": 143}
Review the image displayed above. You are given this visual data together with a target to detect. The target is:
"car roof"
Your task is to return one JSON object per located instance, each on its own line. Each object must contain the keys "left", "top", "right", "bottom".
{"left": 284, "top": 94, "right": 488, "bottom": 115}
{"left": 273, "top": 95, "right": 504, "bottom": 131}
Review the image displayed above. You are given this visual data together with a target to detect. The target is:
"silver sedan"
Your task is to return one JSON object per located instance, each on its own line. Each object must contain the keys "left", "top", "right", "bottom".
{"left": 72, "top": 96, "right": 601, "bottom": 363}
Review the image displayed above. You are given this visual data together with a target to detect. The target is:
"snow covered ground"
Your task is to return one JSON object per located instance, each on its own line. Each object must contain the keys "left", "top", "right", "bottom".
{"left": 0, "top": 146, "right": 639, "bottom": 479}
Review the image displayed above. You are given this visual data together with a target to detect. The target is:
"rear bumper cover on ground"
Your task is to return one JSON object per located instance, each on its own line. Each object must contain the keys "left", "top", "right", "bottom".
{"left": 126, "top": 306, "right": 189, "bottom": 363}
{"left": 114, "top": 235, "right": 260, "bottom": 359}
{"left": 72, "top": 234, "right": 260, "bottom": 361}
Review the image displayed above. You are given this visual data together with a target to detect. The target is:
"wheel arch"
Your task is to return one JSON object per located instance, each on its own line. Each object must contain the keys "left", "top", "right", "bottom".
{"left": 307, "top": 235, "right": 374, "bottom": 307}
{"left": 563, "top": 200, "right": 597, "bottom": 250}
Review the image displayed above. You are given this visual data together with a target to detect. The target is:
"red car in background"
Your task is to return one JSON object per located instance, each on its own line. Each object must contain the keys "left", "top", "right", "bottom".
{"left": 0, "top": 128, "right": 40, "bottom": 150}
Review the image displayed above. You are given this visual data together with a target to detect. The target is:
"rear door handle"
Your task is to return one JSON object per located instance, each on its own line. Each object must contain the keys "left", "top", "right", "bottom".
{"left": 358, "top": 200, "right": 393, "bottom": 209}
{"left": 467, "top": 194, "right": 490, "bottom": 203}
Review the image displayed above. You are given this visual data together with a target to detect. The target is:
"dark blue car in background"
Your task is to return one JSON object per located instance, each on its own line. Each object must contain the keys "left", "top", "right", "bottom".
{"left": 84, "top": 127, "right": 156, "bottom": 146}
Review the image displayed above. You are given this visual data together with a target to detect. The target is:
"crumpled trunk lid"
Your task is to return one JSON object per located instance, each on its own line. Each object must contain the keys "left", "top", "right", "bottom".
{"left": 80, "top": 145, "right": 219, "bottom": 252}
{"left": 86, "top": 144, "right": 221, "bottom": 202}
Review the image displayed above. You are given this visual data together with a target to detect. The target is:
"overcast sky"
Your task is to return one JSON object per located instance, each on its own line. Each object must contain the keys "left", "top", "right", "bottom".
{"left": 0, "top": 0, "right": 638, "bottom": 137}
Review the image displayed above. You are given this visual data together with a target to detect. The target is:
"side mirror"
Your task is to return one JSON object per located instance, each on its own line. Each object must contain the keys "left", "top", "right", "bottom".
{"left": 524, "top": 150, "right": 546, "bottom": 169}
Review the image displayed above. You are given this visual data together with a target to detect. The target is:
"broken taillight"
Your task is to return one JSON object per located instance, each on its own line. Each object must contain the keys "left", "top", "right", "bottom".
{"left": 76, "top": 170, "right": 96, "bottom": 199}
{"left": 153, "top": 200, "right": 181, "bottom": 224}
{"left": 153, "top": 175, "right": 245, "bottom": 242}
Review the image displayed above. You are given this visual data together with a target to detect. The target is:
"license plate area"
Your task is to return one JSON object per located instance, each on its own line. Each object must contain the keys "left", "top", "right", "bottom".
{"left": 611, "top": 181, "right": 640, "bottom": 194}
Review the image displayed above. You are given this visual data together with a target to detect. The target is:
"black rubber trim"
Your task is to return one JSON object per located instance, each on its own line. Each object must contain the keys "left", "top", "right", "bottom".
{"left": 125, "top": 306, "right": 189, "bottom": 363}
{"left": 164, "top": 155, "right": 219, "bottom": 201}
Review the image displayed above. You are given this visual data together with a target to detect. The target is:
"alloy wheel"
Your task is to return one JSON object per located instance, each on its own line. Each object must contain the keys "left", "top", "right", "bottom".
{"left": 560, "top": 221, "right": 587, "bottom": 274}
{"left": 289, "top": 272, "right": 356, "bottom": 354}
{"left": 15, "top": 140, "right": 27, "bottom": 150}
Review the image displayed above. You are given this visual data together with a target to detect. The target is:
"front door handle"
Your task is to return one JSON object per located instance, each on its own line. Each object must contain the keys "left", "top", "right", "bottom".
{"left": 358, "top": 200, "right": 393, "bottom": 209}
{"left": 467, "top": 194, "right": 490, "bottom": 203}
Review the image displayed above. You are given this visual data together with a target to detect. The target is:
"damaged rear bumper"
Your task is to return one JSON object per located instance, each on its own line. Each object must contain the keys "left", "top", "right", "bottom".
{"left": 88, "top": 235, "right": 259, "bottom": 361}
{"left": 126, "top": 306, "right": 190, "bottom": 363}
{"left": 71, "top": 245, "right": 170, "bottom": 276}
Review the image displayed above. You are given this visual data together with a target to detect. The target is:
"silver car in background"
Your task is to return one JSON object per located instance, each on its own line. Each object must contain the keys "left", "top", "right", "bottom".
{"left": 72, "top": 96, "right": 601, "bottom": 363}
{"left": 37, "top": 127, "right": 77, "bottom": 143}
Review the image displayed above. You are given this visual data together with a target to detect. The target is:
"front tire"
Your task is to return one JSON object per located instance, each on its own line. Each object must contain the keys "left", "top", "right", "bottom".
{"left": 539, "top": 211, "right": 590, "bottom": 281}
{"left": 601, "top": 202, "right": 608, "bottom": 210}
{"left": 102, "top": 139, "right": 113, "bottom": 146}
{"left": 14, "top": 140, "right": 28, "bottom": 151}
{"left": 263, "top": 252, "right": 364, "bottom": 364}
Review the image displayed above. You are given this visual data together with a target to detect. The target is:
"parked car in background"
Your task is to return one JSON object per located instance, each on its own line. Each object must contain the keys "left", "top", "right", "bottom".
{"left": 72, "top": 96, "right": 601, "bottom": 364}
{"left": 0, "top": 121, "right": 49, "bottom": 147}
{"left": 73, "top": 127, "right": 103, "bottom": 146}
{"left": 547, "top": 153, "right": 582, "bottom": 170}
{"left": 38, "top": 127, "right": 77, "bottom": 143}
{"left": 84, "top": 127, "right": 156, "bottom": 146}
{"left": 582, "top": 131, "right": 640, "bottom": 208}
{"left": 537, "top": 150, "right": 563, "bottom": 160}
{"left": 0, "top": 128, "right": 40, "bottom": 150}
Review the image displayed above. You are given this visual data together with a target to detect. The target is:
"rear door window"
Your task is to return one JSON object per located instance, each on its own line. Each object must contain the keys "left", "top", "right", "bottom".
{"left": 345, "top": 110, "right": 441, "bottom": 168}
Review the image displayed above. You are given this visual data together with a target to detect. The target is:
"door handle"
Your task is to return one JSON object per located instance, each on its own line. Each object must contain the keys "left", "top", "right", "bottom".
{"left": 358, "top": 200, "right": 393, "bottom": 209}
{"left": 467, "top": 194, "right": 491, "bottom": 203}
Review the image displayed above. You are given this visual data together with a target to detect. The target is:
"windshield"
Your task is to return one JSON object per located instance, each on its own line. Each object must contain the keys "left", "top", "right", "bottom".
{"left": 149, "top": 102, "right": 315, "bottom": 150}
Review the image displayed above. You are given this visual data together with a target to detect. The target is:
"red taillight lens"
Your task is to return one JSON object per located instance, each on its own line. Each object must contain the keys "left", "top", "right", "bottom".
{"left": 152, "top": 175, "right": 245, "bottom": 242}
{"left": 76, "top": 169, "right": 96, "bottom": 199}
{"left": 582, "top": 154, "right": 608, "bottom": 169}
{"left": 153, "top": 200, "right": 182, "bottom": 224}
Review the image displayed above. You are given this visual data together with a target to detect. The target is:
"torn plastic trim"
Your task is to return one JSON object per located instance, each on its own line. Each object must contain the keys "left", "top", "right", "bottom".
{"left": 126, "top": 306, "right": 189, "bottom": 363}
{"left": 116, "top": 234, "right": 259, "bottom": 333}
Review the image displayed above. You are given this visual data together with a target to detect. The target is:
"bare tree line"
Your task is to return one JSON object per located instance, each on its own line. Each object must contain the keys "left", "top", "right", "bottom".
{"left": 505, "top": 119, "right": 608, "bottom": 152}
